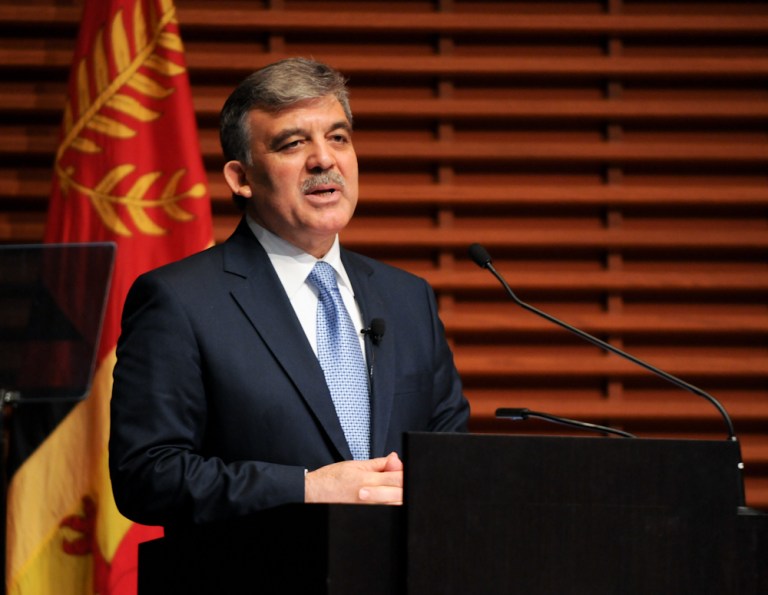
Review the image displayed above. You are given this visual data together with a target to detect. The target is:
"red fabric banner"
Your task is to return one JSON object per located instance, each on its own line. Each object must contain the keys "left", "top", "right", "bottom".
{"left": 6, "top": 0, "right": 212, "bottom": 592}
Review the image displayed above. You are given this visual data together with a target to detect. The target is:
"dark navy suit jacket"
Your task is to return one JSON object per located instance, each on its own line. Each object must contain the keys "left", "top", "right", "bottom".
{"left": 109, "top": 218, "right": 469, "bottom": 528}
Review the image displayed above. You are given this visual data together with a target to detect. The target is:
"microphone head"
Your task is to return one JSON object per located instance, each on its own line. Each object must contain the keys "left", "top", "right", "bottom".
{"left": 370, "top": 318, "right": 386, "bottom": 339}
{"left": 496, "top": 407, "right": 530, "bottom": 420}
{"left": 468, "top": 243, "right": 492, "bottom": 269}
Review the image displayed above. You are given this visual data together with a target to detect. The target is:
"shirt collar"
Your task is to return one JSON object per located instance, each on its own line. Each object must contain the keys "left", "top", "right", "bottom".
{"left": 245, "top": 215, "right": 354, "bottom": 298}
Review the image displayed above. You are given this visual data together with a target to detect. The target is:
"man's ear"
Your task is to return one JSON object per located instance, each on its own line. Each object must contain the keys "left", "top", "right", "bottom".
{"left": 223, "top": 161, "right": 253, "bottom": 198}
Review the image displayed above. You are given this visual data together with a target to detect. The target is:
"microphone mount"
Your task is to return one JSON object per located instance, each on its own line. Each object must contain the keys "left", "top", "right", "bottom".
{"left": 361, "top": 318, "right": 386, "bottom": 346}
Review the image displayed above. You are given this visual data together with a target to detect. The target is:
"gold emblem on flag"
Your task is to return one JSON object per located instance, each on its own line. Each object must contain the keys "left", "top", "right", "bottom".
{"left": 54, "top": 0, "right": 206, "bottom": 237}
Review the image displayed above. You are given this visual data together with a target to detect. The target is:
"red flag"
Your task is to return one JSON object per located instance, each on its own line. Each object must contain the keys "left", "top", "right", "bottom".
{"left": 6, "top": 0, "right": 212, "bottom": 593}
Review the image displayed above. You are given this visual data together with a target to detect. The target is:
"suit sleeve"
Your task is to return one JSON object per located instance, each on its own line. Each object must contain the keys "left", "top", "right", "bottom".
{"left": 423, "top": 279, "right": 471, "bottom": 433}
{"left": 109, "top": 271, "right": 305, "bottom": 527}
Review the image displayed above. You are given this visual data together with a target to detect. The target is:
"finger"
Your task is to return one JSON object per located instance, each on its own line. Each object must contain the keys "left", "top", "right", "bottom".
{"left": 358, "top": 485, "right": 403, "bottom": 505}
{"left": 382, "top": 451, "right": 403, "bottom": 472}
{"left": 360, "top": 470, "right": 403, "bottom": 490}
{"left": 363, "top": 454, "right": 399, "bottom": 472}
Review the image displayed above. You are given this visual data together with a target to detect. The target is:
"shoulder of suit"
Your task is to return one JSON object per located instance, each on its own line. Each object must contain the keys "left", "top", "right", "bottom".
{"left": 138, "top": 243, "right": 224, "bottom": 283}
{"left": 342, "top": 248, "right": 430, "bottom": 287}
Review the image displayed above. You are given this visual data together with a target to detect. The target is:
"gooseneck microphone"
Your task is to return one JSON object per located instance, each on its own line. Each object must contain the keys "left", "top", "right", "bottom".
{"left": 496, "top": 407, "right": 636, "bottom": 439}
{"left": 469, "top": 243, "right": 746, "bottom": 504}
{"left": 468, "top": 243, "right": 737, "bottom": 441}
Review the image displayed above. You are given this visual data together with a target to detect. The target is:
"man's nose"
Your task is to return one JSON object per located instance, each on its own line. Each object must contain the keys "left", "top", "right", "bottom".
{"left": 307, "top": 140, "right": 335, "bottom": 172}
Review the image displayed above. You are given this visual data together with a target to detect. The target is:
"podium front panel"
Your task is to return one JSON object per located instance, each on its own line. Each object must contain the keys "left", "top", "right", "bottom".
{"left": 404, "top": 433, "right": 745, "bottom": 595}
{"left": 139, "top": 504, "right": 403, "bottom": 595}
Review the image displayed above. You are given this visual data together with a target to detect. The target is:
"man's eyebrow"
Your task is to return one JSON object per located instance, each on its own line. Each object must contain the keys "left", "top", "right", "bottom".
{"left": 268, "top": 121, "right": 353, "bottom": 152}
{"left": 269, "top": 128, "right": 304, "bottom": 151}
{"left": 329, "top": 121, "right": 353, "bottom": 135}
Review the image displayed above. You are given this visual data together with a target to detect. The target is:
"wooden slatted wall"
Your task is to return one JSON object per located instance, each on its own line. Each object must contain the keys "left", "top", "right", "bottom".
{"left": 1, "top": 0, "right": 767, "bottom": 507}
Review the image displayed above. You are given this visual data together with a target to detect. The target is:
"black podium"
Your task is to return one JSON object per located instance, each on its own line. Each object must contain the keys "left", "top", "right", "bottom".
{"left": 404, "top": 433, "right": 765, "bottom": 595}
{"left": 138, "top": 434, "right": 767, "bottom": 594}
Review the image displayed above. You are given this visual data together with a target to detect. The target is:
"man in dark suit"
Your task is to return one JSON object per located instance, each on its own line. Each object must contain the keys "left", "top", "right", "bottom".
{"left": 109, "top": 58, "right": 469, "bottom": 529}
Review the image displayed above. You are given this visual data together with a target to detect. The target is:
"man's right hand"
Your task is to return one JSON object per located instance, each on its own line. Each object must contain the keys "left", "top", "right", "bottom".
{"left": 304, "top": 452, "right": 403, "bottom": 505}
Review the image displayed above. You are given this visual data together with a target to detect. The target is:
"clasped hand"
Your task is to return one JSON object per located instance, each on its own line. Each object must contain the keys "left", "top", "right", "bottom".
{"left": 304, "top": 452, "right": 403, "bottom": 505}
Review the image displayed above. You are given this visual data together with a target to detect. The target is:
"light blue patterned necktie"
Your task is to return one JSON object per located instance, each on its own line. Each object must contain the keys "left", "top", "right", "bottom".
{"left": 307, "top": 261, "right": 370, "bottom": 460}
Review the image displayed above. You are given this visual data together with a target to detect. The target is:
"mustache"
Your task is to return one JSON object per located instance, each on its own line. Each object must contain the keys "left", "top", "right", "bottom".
{"left": 302, "top": 172, "right": 346, "bottom": 193}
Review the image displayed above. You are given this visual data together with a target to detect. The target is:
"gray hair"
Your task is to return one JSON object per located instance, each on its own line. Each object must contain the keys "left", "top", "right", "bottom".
{"left": 219, "top": 57, "right": 353, "bottom": 167}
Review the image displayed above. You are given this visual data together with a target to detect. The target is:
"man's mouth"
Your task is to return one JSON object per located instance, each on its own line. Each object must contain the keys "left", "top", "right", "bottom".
{"left": 302, "top": 173, "right": 345, "bottom": 197}
{"left": 310, "top": 186, "right": 337, "bottom": 195}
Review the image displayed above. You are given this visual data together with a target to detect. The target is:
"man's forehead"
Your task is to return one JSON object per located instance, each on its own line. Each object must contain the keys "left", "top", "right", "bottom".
{"left": 249, "top": 96, "right": 349, "bottom": 127}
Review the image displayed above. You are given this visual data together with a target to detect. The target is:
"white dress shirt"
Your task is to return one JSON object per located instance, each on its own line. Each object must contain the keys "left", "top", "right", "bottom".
{"left": 246, "top": 215, "right": 367, "bottom": 358}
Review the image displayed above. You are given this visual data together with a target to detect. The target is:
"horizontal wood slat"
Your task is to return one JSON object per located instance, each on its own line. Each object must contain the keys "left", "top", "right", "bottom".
{"left": 440, "top": 311, "right": 768, "bottom": 335}
{"left": 4, "top": 47, "right": 768, "bottom": 79}
{"left": 340, "top": 227, "right": 768, "bottom": 251}
{"left": 4, "top": 175, "right": 768, "bottom": 209}
{"left": 357, "top": 185, "right": 768, "bottom": 207}
{"left": 328, "top": 99, "right": 768, "bottom": 122}
{"left": 353, "top": 140, "right": 768, "bottom": 164}
{"left": 4, "top": 6, "right": 768, "bottom": 37}
{"left": 143, "top": 55, "right": 768, "bottom": 80}
{"left": 468, "top": 397, "right": 768, "bottom": 424}
{"left": 5, "top": 86, "right": 768, "bottom": 122}
{"left": 422, "top": 271, "right": 768, "bottom": 293}
{"left": 454, "top": 354, "right": 768, "bottom": 378}
{"left": 4, "top": 130, "right": 766, "bottom": 166}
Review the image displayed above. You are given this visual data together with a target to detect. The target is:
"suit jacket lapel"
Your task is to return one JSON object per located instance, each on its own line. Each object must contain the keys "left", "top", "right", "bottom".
{"left": 342, "top": 249, "right": 396, "bottom": 459}
{"left": 221, "top": 220, "right": 352, "bottom": 460}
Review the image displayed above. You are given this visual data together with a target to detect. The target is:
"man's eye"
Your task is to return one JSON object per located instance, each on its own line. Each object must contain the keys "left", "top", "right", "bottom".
{"left": 280, "top": 140, "right": 302, "bottom": 151}
{"left": 331, "top": 134, "right": 349, "bottom": 143}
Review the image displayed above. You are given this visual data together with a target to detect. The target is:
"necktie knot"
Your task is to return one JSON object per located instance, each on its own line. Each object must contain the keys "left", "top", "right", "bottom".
{"left": 307, "top": 261, "right": 338, "bottom": 297}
